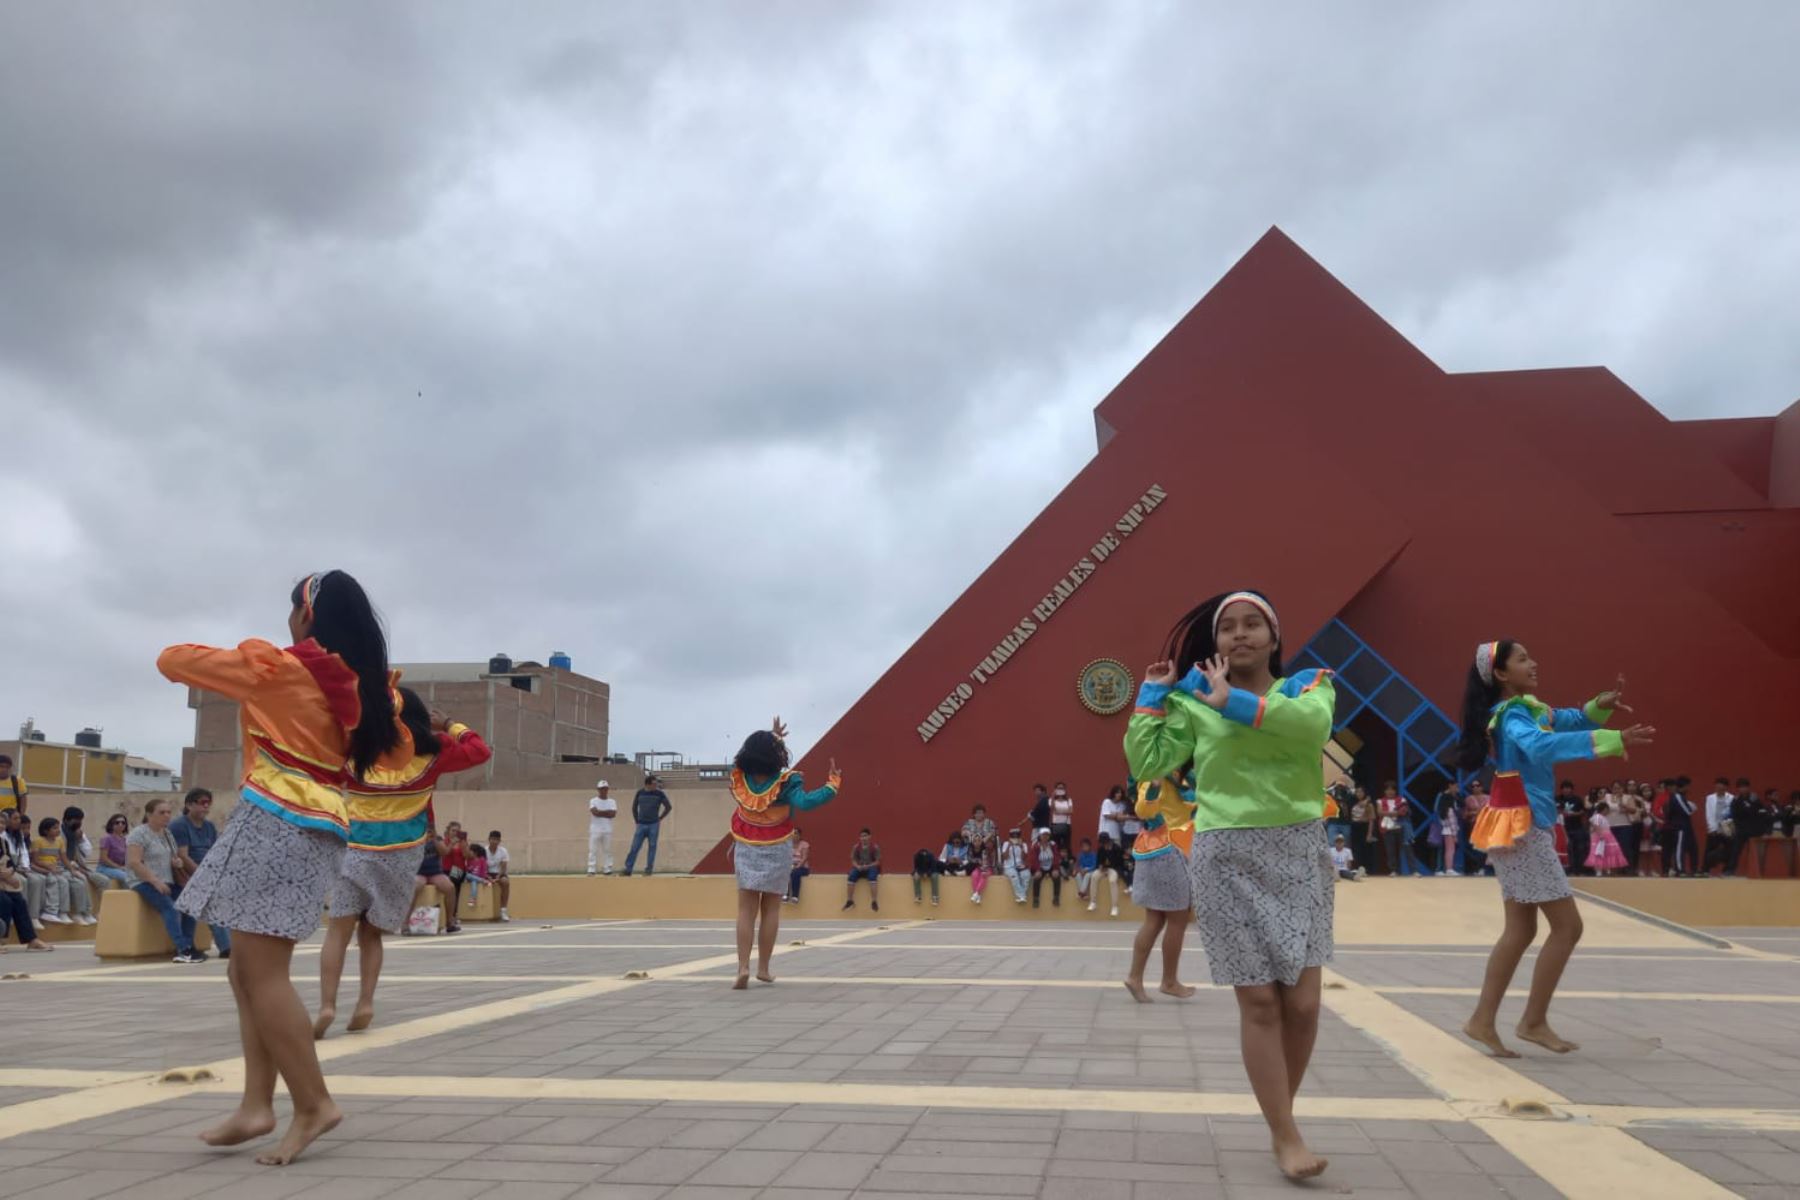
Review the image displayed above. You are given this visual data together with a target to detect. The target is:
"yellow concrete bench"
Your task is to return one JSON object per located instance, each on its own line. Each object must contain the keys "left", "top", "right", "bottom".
{"left": 94, "top": 888, "right": 217, "bottom": 959}
{"left": 460, "top": 883, "right": 499, "bottom": 922}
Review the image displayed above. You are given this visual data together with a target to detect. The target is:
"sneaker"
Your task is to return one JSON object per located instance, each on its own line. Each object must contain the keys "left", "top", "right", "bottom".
{"left": 1110, "top": 908, "right": 1119, "bottom": 917}
{"left": 587, "top": 869, "right": 597, "bottom": 876}
{"left": 219, "top": 949, "right": 230, "bottom": 959}
{"left": 842, "top": 901, "right": 854, "bottom": 911}
{"left": 603, "top": 869, "right": 614, "bottom": 876}
{"left": 871, "top": 902, "right": 879, "bottom": 912}
{"left": 174, "top": 949, "right": 208, "bottom": 964}
{"left": 931, "top": 899, "right": 939, "bottom": 907}
{"left": 1087, "top": 902, "right": 1096, "bottom": 912}
{"left": 499, "top": 908, "right": 510, "bottom": 922}
{"left": 79, "top": 915, "right": 99, "bottom": 925}
{"left": 40, "top": 914, "right": 69, "bottom": 925}
{"left": 971, "top": 893, "right": 982, "bottom": 905}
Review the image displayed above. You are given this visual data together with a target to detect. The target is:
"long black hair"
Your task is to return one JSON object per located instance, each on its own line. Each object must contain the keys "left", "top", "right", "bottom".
{"left": 1162, "top": 590, "right": 1283, "bottom": 677}
{"left": 734, "top": 730, "right": 789, "bottom": 778}
{"left": 1455, "top": 638, "right": 1518, "bottom": 773}
{"left": 294, "top": 570, "right": 401, "bottom": 778}
{"left": 397, "top": 687, "right": 442, "bottom": 756}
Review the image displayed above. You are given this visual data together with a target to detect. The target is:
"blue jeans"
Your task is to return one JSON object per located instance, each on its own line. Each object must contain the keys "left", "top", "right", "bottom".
{"left": 134, "top": 882, "right": 195, "bottom": 954}
{"left": 95, "top": 865, "right": 132, "bottom": 888}
{"left": 623, "top": 824, "right": 660, "bottom": 875}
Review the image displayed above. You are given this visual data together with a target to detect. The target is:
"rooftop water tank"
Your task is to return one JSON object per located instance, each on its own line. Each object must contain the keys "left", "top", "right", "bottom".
{"left": 488, "top": 653, "right": 513, "bottom": 675}
{"left": 74, "top": 727, "right": 103, "bottom": 749}
{"left": 548, "top": 650, "right": 572, "bottom": 671}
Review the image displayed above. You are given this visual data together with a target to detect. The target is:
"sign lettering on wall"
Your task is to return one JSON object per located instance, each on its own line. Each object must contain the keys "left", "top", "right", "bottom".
{"left": 915, "top": 484, "right": 1167, "bottom": 743}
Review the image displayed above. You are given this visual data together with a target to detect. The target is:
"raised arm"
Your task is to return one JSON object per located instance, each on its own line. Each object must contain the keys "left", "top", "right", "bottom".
{"left": 156, "top": 639, "right": 286, "bottom": 702}
{"left": 1500, "top": 706, "right": 1624, "bottom": 768}
{"left": 782, "top": 767, "right": 841, "bottom": 813}
{"left": 434, "top": 724, "right": 494, "bottom": 775}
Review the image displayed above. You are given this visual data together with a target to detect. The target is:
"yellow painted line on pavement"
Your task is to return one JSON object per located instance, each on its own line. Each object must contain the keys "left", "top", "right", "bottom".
{"left": 0, "top": 1069, "right": 147, "bottom": 1088}
{"left": 1321, "top": 969, "right": 1734, "bottom": 1199}
{"left": 1374, "top": 985, "right": 1800, "bottom": 1004}
{"left": 0, "top": 920, "right": 922, "bottom": 1141}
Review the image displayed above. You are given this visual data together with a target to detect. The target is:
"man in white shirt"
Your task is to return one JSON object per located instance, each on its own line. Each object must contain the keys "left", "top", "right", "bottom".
{"left": 486, "top": 830, "right": 511, "bottom": 921}
{"left": 1098, "top": 790, "right": 1125, "bottom": 845}
{"left": 587, "top": 782, "right": 617, "bottom": 876}
{"left": 1703, "top": 776, "right": 1736, "bottom": 876}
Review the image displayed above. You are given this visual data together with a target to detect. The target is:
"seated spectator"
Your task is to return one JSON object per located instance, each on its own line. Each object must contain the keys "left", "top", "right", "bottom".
{"left": 1331, "top": 835, "right": 1360, "bottom": 881}
{"left": 1028, "top": 828, "right": 1063, "bottom": 908}
{"left": 783, "top": 826, "right": 810, "bottom": 904}
{"left": 442, "top": 822, "right": 470, "bottom": 919}
{"left": 0, "top": 822, "right": 51, "bottom": 951}
{"left": 464, "top": 843, "right": 490, "bottom": 909}
{"left": 94, "top": 814, "right": 133, "bottom": 888}
{"left": 967, "top": 839, "right": 991, "bottom": 906}
{"left": 1091, "top": 832, "right": 1124, "bottom": 916}
{"left": 169, "top": 789, "right": 230, "bottom": 957}
{"left": 960, "top": 805, "right": 997, "bottom": 865}
{"left": 412, "top": 826, "right": 457, "bottom": 935}
{"left": 33, "top": 816, "right": 95, "bottom": 926}
{"left": 998, "top": 827, "right": 1030, "bottom": 903}
{"left": 126, "top": 797, "right": 204, "bottom": 963}
{"left": 1075, "top": 838, "right": 1098, "bottom": 904}
{"left": 911, "top": 846, "right": 941, "bottom": 906}
{"left": 843, "top": 827, "right": 881, "bottom": 912}
{"left": 59, "top": 807, "right": 103, "bottom": 917}
{"left": 485, "top": 830, "right": 512, "bottom": 922}
{"left": 939, "top": 832, "right": 971, "bottom": 875}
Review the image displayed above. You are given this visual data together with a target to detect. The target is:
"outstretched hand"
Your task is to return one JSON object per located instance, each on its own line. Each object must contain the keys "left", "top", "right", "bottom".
{"left": 1595, "top": 673, "right": 1633, "bottom": 714}
{"left": 772, "top": 716, "right": 790, "bottom": 741}
{"left": 1143, "top": 659, "right": 1178, "bottom": 687}
{"left": 1193, "top": 656, "right": 1231, "bottom": 710}
{"left": 828, "top": 757, "right": 842, "bottom": 781}
{"left": 1619, "top": 724, "right": 1655, "bottom": 758}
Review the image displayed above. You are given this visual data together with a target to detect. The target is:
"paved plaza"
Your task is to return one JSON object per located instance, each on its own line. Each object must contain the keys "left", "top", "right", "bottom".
{"left": 1, "top": 885, "right": 1797, "bottom": 1199}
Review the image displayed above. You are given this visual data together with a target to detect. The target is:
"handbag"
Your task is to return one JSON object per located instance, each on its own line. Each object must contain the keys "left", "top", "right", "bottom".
{"left": 406, "top": 905, "right": 441, "bottom": 936}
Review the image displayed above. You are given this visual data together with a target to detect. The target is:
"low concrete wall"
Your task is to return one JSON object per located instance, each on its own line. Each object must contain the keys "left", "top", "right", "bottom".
{"left": 1573, "top": 877, "right": 1800, "bottom": 928}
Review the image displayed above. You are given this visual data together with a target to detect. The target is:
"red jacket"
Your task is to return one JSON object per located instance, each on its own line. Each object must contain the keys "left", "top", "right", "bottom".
{"left": 1028, "top": 843, "right": 1065, "bottom": 876}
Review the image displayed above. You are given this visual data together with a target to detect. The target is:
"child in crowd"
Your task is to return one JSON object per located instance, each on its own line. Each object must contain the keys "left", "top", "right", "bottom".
{"left": 1075, "top": 838, "right": 1098, "bottom": 903}
{"left": 465, "top": 843, "right": 490, "bottom": 908}
{"left": 34, "top": 817, "right": 96, "bottom": 925}
{"left": 485, "top": 831, "right": 511, "bottom": 921}
{"left": 999, "top": 827, "right": 1029, "bottom": 903}
{"left": 939, "top": 832, "right": 970, "bottom": 874}
{"left": 1587, "top": 802, "right": 1627, "bottom": 876}
{"left": 1330, "top": 835, "right": 1359, "bottom": 881}
{"left": 96, "top": 814, "right": 132, "bottom": 888}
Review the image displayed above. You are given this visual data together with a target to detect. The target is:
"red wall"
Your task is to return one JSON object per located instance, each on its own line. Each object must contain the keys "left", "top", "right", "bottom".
{"left": 699, "top": 230, "right": 1800, "bottom": 871}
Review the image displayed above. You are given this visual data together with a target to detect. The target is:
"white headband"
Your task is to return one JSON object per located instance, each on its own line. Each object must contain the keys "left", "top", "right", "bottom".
{"left": 1213, "top": 591, "right": 1279, "bottom": 644}
{"left": 1474, "top": 641, "right": 1500, "bottom": 685}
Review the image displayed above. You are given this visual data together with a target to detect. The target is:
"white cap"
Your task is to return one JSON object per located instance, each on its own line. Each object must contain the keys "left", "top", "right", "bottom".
{"left": 596, "top": 780, "right": 609, "bottom": 789}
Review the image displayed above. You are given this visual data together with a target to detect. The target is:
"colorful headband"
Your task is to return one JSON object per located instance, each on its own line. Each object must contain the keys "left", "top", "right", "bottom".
{"left": 1212, "top": 591, "right": 1280, "bottom": 644}
{"left": 1474, "top": 641, "right": 1500, "bottom": 686}
{"left": 301, "top": 573, "right": 324, "bottom": 623}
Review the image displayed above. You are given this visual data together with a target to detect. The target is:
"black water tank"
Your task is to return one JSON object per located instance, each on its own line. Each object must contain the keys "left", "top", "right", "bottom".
{"left": 74, "top": 728, "right": 103, "bottom": 748}
{"left": 488, "top": 653, "right": 513, "bottom": 675}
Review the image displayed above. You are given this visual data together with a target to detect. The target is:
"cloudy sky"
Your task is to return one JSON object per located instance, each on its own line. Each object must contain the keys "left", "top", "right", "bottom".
{"left": 2, "top": 2, "right": 1796, "bottom": 774}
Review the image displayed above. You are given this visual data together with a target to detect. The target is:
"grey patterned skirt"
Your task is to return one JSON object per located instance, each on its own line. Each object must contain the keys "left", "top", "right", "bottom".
{"left": 176, "top": 801, "right": 343, "bottom": 942}
{"left": 1130, "top": 849, "right": 1192, "bottom": 912}
{"left": 327, "top": 844, "right": 427, "bottom": 933}
{"left": 1189, "top": 820, "right": 1335, "bottom": 987}
{"left": 734, "top": 839, "right": 792, "bottom": 895}
{"left": 1489, "top": 826, "right": 1573, "bottom": 905}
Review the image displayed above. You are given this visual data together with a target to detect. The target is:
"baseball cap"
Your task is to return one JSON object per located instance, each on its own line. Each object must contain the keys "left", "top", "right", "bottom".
{"left": 596, "top": 780, "right": 609, "bottom": 788}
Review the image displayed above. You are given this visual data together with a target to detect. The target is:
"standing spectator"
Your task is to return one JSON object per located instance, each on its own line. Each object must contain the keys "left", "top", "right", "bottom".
{"left": 1660, "top": 778, "right": 1698, "bottom": 877}
{"left": 844, "top": 828, "right": 881, "bottom": 911}
{"left": 1432, "top": 782, "right": 1461, "bottom": 876}
{"left": 1119, "top": 790, "right": 1143, "bottom": 856}
{"left": 1781, "top": 791, "right": 1800, "bottom": 839}
{"left": 1028, "top": 829, "right": 1063, "bottom": 908}
{"left": 1461, "top": 780, "right": 1491, "bottom": 875}
{"left": 1023, "top": 784, "right": 1053, "bottom": 842}
{"left": 961, "top": 805, "right": 997, "bottom": 864}
{"left": 1, "top": 823, "right": 51, "bottom": 951}
{"left": 1378, "top": 783, "right": 1416, "bottom": 877}
{"left": 1729, "top": 780, "right": 1760, "bottom": 876}
{"left": 32, "top": 817, "right": 91, "bottom": 925}
{"left": 1326, "top": 781, "right": 1355, "bottom": 846}
{"left": 1349, "top": 789, "right": 1374, "bottom": 878}
{"left": 1603, "top": 784, "right": 1633, "bottom": 873}
{"left": 784, "top": 827, "right": 811, "bottom": 904}
{"left": 1587, "top": 803, "right": 1628, "bottom": 875}
{"left": 622, "top": 775, "right": 672, "bottom": 876}
{"left": 1704, "top": 776, "right": 1736, "bottom": 876}
{"left": 95, "top": 814, "right": 132, "bottom": 888}
{"left": 0, "top": 754, "right": 26, "bottom": 818}
{"left": 1558, "top": 782, "right": 1589, "bottom": 875}
{"left": 485, "top": 830, "right": 511, "bottom": 921}
{"left": 127, "top": 797, "right": 203, "bottom": 962}
{"left": 1617, "top": 789, "right": 1646, "bottom": 875}
{"left": 911, "top": 846, "right": 941, "bottom": 906}
{"left": 1098, "top": 786, "right": 1127, "bottom": 848}
{"left": 170, "top": 789, "right": 231, "bottom": 956}
{"left": 998, "top": 827, "right": 1030, "bottom": 903}
{"left": 1090, "top": 832, "right": 1123, "bottom": 916}
{"left": 1049, "top": 782, "right": 1075, "bottom": 853}
{"left": 586, "top": 781, "right": 616, "bottom": 876}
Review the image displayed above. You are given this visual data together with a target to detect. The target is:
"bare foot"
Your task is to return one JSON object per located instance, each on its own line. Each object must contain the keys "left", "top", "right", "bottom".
{"left": 311, "top": 1006, "right": 335, "bottom": 1041}
{"left": 732, "top": 972, "right": 749, "bottom": 990}
{"left": 256, "top": 1101, "right": 342, "bottom": 1166}
{"left": 1516, "top": 1022, "right": 1580, "bottom": 1053}
{"left": 1274, "top": 1135, "right": 1327, "bottom": 1181}
{"left": 200, "top": 1105, "right": 277, "bottom": 1148}
{"left": 1462, "top": 1019, "right": 1521, "bottom": 1058}
{"left": 1159, "top": 981, "right": 1197, "bottom": 999}
{"left": 346, "top": 1004, "right": 375, "bottom": 1032}
{"left": 755, "top": 973, "right": 775, "bottom": 984}
{"left": 1122, "top": 978, "right": 1153, "bottom": 1003}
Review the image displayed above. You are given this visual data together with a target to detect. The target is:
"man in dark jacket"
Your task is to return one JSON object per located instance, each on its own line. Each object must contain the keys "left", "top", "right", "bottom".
{"left": 621, "top": 775, "right": 673, "bottom": 877}
{"left": 1660, "top": 777, "right": 1697, "bottom": 877}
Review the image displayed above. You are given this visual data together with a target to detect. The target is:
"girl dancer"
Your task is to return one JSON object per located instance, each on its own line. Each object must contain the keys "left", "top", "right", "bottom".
{"left": 727, "top": 717, "right": 840, "bottom": 989}
{"left": 157, "top": 570, "right": 406, "bottom": 1165}
{"left": 1458, "top": 642, "right": 1651, "bottom": 1057}
{"left": 1127, "top": 590, "right": 1336, "bottom": 1182}
{"left": 1121, "top": 771, "right": 1199, "bottom": 1003}
{"left": 315, "top": 688, "right": 491, "bottom": 1038}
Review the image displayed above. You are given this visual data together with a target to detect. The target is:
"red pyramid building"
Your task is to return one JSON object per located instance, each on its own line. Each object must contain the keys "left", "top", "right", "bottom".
{"left": 699, "top": 228, "right": 1800, "bottom": 870}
